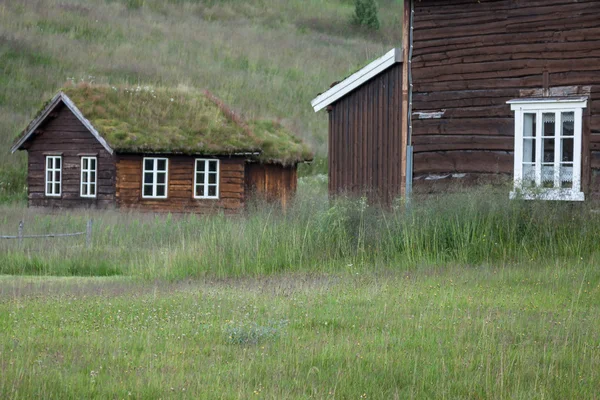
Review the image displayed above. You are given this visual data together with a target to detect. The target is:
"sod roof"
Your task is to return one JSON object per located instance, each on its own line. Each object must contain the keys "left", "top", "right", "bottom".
{"left": 15, "top": 84, "right": 312, "bottom": 165}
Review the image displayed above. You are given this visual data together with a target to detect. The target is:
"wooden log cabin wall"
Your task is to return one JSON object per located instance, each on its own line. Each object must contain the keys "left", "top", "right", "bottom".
{"left": 245, "top": 163, "right": 298, "bottom": 208}
{"left": 410, "top": 0, "right": 600, "bottom": 197}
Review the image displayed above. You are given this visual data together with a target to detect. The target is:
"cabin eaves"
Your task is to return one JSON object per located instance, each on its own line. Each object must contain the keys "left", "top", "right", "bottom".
{"left": 311, "top": 48, "right": 403, "bottom": 112}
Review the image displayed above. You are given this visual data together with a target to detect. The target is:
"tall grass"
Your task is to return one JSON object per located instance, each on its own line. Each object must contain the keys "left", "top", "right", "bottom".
{"left": 1, "top": 181, "right": 599, "bottom": 279}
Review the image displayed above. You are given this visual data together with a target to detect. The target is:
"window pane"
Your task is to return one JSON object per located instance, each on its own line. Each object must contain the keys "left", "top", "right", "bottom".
{"left": 54, "top": 183, "right": 60, "bottom": 193}
{"left": 197, "top": 161, "right": 205, "bottom": 172}
{"left": 54, "top": 171, "right": 60, "bottom": 181}
{"left": 157, "top": 159, "right": 166, "bottom": 171}
{"left": 208, "top": 186, "right": 216, "bottom": 197}
{"left": 542, "top": 139, "right": 554, "bottom": 163}
{"left": 47, "top": 171, "right": 52, "bottom": 182}
{"left": 82, "top": 171, "right": 88, "bottom": 183}
{"left": 561, "top": 138, "right": 574, "bottom": 162}
{"left": 523, "top": 113, "right": 536, "bottom": 138}
{"left": 561, "top": 112, "right": 575, "bottom": 137}
{"left": 157, "top": 172, "right": 166, "bottom": 184}
{"left": 209, "top": 161, "right": 218, "bottom": 172}
{"left": 90, "top": 172, "right": 96, "bottom": 182}
{"left": 90, "top": 185, "right": 96, "bottom": 196}
{"left": 542, "top": 113, "right": 555, "bottom": 137}
{"left": 156, "top": 185, "right": 165, "bottom": 197}
{"left": 82, "top": 158, "right": 88, "bottom": 169}
{"left": 560, "top": 164, "right": 573, "bottom": 188}
{"left": 208, "top": 173, "right": 217, "bottom": 184}
{"left": 541, "top": 164, "right": 554, "bottom": 188}
{"left": 198, "top": 173, "right": 205, "bottom": 184}
{"left": 82, "top": 185, "right": 88, "bottom": 196}
{"left": 91, "top": 159, "right": 96, "bottom": 169}
{"left": 55, "top": 158, "right": 61, "bottom": 168}
{"left": 145, "top": 159, "right": 153, "bottom": 171}
{"left": 47, "top": 183, "right": 52, "bottom": 194}
{"left": 144, "top": 172, "right": 154, "bottom": 185}
{"left": 47, "top": 158, "right": 52, "bottom": 169}
{"left": 143, "top": 185, "right": 153, "bottom": 196}
{"left": 523, "top": 138, "right": 535, "bottom": 163}
{"left": 197, "top": 186, "right": 205, "bottom": 197}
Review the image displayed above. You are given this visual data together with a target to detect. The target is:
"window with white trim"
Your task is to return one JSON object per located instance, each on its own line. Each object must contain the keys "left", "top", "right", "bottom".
{"left": 142, "top": 158, "right": 168, "bottom": 199}
{"left": 80, "top": 157, "right": 97, "bottom": 198}
{"left": 508, "top": 98, "right": 587, "bottom": 201}
{"left": 194, "top": 159, "right": 219, "bottom": 199}
{"left": 45, "top": 156, "right": 62, "bottom": 197}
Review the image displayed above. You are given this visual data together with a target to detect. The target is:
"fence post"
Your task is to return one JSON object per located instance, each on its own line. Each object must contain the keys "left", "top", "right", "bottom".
{"left": 18, "top": 221, "right": 24, "bottom": 246}
{"left": 86, "top": 219, "right": 93, "bottom": 248}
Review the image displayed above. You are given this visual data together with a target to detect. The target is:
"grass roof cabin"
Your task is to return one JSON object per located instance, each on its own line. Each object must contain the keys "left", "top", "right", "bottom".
{"left": 11, "top": 84, "right": 312, "bottom": 212}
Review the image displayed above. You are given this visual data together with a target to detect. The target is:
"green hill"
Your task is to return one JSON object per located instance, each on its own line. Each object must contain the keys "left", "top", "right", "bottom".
{"left": 0, "top": 0, "right": 403, "bottom": 199}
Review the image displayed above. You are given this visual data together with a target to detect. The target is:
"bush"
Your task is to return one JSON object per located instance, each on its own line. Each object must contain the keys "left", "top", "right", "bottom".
{"left": 353, "top": 0, "right": 380, "bottom": 31}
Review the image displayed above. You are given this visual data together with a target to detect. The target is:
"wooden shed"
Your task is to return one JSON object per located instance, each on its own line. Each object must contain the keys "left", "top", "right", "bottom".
{"left": 313, "top": 0, "right": 600, "bottom": 202}
{"left": 12, "top": 84, "right": 312, "bottom": 212}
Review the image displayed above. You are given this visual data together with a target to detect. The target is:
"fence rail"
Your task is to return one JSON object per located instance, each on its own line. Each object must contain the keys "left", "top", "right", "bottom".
{"left": 0, "top": 220, "right": 93, "bottom": 247}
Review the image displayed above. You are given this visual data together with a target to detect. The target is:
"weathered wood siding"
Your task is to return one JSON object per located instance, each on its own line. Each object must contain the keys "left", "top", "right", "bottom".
{"left": 328, "top": 63, "right": 404, "bottom": 203}
{"left": 410, "top": 0, "right": 600, "bottom": 195}
{"left": 23, "top": 102, "right": 116, "bottom": 208}
{"left": 245, "top": 163, "right": 297, "bottom": 208}
{"left": 115, "top": 155, "right": 245, "bottom": 213}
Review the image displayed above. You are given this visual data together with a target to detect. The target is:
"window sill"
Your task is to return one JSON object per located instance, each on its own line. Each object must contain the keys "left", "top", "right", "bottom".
{"left": 510, "top": 189, "right": 585, "bottom": 202}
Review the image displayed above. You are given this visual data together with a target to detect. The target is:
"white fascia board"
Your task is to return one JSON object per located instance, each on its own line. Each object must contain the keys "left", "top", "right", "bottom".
{"left": 311, "top": 48, "right": 403, "bottom": 112}
{"left": 507, "top": 97, "right": 588, "bottom": 111}
{"left": 11, "top": 92, "right": 114, "bottom": 155}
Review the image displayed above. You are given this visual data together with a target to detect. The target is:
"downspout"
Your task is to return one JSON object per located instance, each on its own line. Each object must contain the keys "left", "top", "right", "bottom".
{"left": 405, "top": 0, "right": 415, "bottom": 200}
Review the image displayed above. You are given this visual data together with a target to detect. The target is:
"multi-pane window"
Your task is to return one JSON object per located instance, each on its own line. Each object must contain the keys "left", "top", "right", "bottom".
{"left": 508, "top": 98, "right": 586, "bottom": 201}
{"left": 45, "top": 156, "right": 62, "bottom": 197}
{"left": 142, "top": 158, "right": 168, "bottom": 199}
{"left": 80, "top": 157, "right": 97, "bottom": 198}
{"left": 194, "top": 159, "right": 219, "bottom": 199}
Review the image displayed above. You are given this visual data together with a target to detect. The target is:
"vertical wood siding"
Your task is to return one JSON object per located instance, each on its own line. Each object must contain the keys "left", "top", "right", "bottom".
{"left": 24, "top": 102, "right": 116, "bottom": 208}
{"left": 245, "top": 163, "right": 298, "bottom": 208}
{"left": 115, "top": 155, "right": 245, "bottom": 213}
{"left": 410, "top": 0, "right": 600, "bottom": 196}
{"left": 328, "top": 63, "right": 404, "bottom": 203}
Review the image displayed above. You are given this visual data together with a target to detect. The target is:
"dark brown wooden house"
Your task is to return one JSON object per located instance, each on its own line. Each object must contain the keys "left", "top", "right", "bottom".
{"left": 313, "top": 0, "right": 600, "bottom": 202}
{"left": 12, "top": 84, "right": 312, "bottom": 212}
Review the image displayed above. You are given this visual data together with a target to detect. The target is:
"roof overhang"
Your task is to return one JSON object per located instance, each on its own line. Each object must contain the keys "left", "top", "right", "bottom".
{"left": 310, "top": 48, "right": 403, "bottom": 112}
{"left": 11, "top": 92, "right": 114, "bottom": 155}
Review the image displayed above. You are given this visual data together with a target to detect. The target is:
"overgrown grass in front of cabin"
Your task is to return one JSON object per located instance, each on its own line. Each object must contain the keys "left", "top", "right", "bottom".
{"left": 1, "top": 180, "right": 600, "bottom": 279}
{"left": 1, "top": 263, "right": 599, "bottom": 399}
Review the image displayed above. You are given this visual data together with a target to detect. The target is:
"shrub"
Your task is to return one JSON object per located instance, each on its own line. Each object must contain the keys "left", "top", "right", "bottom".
{"left": 353, "top": 0, "right": 380, "bottom": 31}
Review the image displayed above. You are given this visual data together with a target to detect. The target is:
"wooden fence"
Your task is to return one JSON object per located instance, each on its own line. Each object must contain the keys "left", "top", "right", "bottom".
{"left": 0, "top": 219, "right": 93, "bottom": 248}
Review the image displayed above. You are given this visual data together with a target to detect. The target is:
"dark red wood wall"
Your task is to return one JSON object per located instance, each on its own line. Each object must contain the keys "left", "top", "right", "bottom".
{"left": 328, "top": 63, "right": 404, "bottom": 203}
{"left": 410, "top": 0, "right": 600, "bottom": 196}
{"left": 23, "top": 102, "right": 116, "bottom": 208}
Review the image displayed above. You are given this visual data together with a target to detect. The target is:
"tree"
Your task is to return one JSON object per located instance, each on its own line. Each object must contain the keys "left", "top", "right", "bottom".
{"left": 353, "top": 0, "right": 380, "bottom": 31}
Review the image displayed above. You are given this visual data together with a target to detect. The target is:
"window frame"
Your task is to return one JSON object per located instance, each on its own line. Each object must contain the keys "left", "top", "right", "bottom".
{"left": 45, "top": 155, "right": 62, "bottom": 197}
{"left": 193, "top": 159, "right": 220, "bottom": 200}
{"left": 142, "top": 157, "right": 169, "bottom": 199}
{"left": 508, "top": 98, "right": 587, "bottom": 201}
{"left": 80, "top": 156, "right": 97, "bottom": 198}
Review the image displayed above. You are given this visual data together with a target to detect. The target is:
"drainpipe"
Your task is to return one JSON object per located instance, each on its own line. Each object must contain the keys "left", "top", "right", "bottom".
{"left": 405, "top": 0, "right": 415, "bottom": 201}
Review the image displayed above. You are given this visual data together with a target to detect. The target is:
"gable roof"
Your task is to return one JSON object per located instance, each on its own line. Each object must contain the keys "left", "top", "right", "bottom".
{"left": 12, "top": 84, "right": 313, "bottom": 165}
{"left": 311, "top": 48, "right": 402, "bottom": 112}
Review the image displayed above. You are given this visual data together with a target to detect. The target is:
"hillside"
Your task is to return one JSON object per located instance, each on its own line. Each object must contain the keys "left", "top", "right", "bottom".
{"left": 0, "top": 0, "right": 404, "bottom": 198}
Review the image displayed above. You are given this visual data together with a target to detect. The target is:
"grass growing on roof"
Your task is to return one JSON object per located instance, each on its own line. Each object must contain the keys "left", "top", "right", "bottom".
{"left": 56, "top": 84, "right": 311, "bottom": 164}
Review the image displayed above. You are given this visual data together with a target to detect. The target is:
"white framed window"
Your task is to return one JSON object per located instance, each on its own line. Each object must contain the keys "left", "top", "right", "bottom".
{"left": 45, "top": 155, "right": 62, "bottom": 197}
{"left": 80, "top": 157, "right": 97, "bottom": 198}
{"left": 194, "top": 159, "right": 219, "bottom": 199}
{"left": 142, "top": 157, "right": 168, "bottom": 199}
{"left": 508, "top": 98, "right": 587, "bottom": 201}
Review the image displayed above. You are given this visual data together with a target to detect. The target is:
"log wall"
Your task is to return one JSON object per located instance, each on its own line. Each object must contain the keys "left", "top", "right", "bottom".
{"left": 410, "top": 0, "right": 600, "bottom": 196}
{"left": 23, "top": 102, "right": 116, "bottom": 209}
{"left": 328, "top": 63, "right": 404, "bottom": 204}
{"left": 115, "top": 155, "right": 245, "bottom": 213}
{"left": 245, "top": 163, "right": 298, "bottom": 208}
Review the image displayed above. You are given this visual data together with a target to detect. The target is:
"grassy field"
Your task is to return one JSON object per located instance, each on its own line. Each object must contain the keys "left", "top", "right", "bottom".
{"left": 1, "top": 264, "right": 599, "bottom": 399}
{"left": 0, "top": 0, "right": 403, "bottom": 200}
